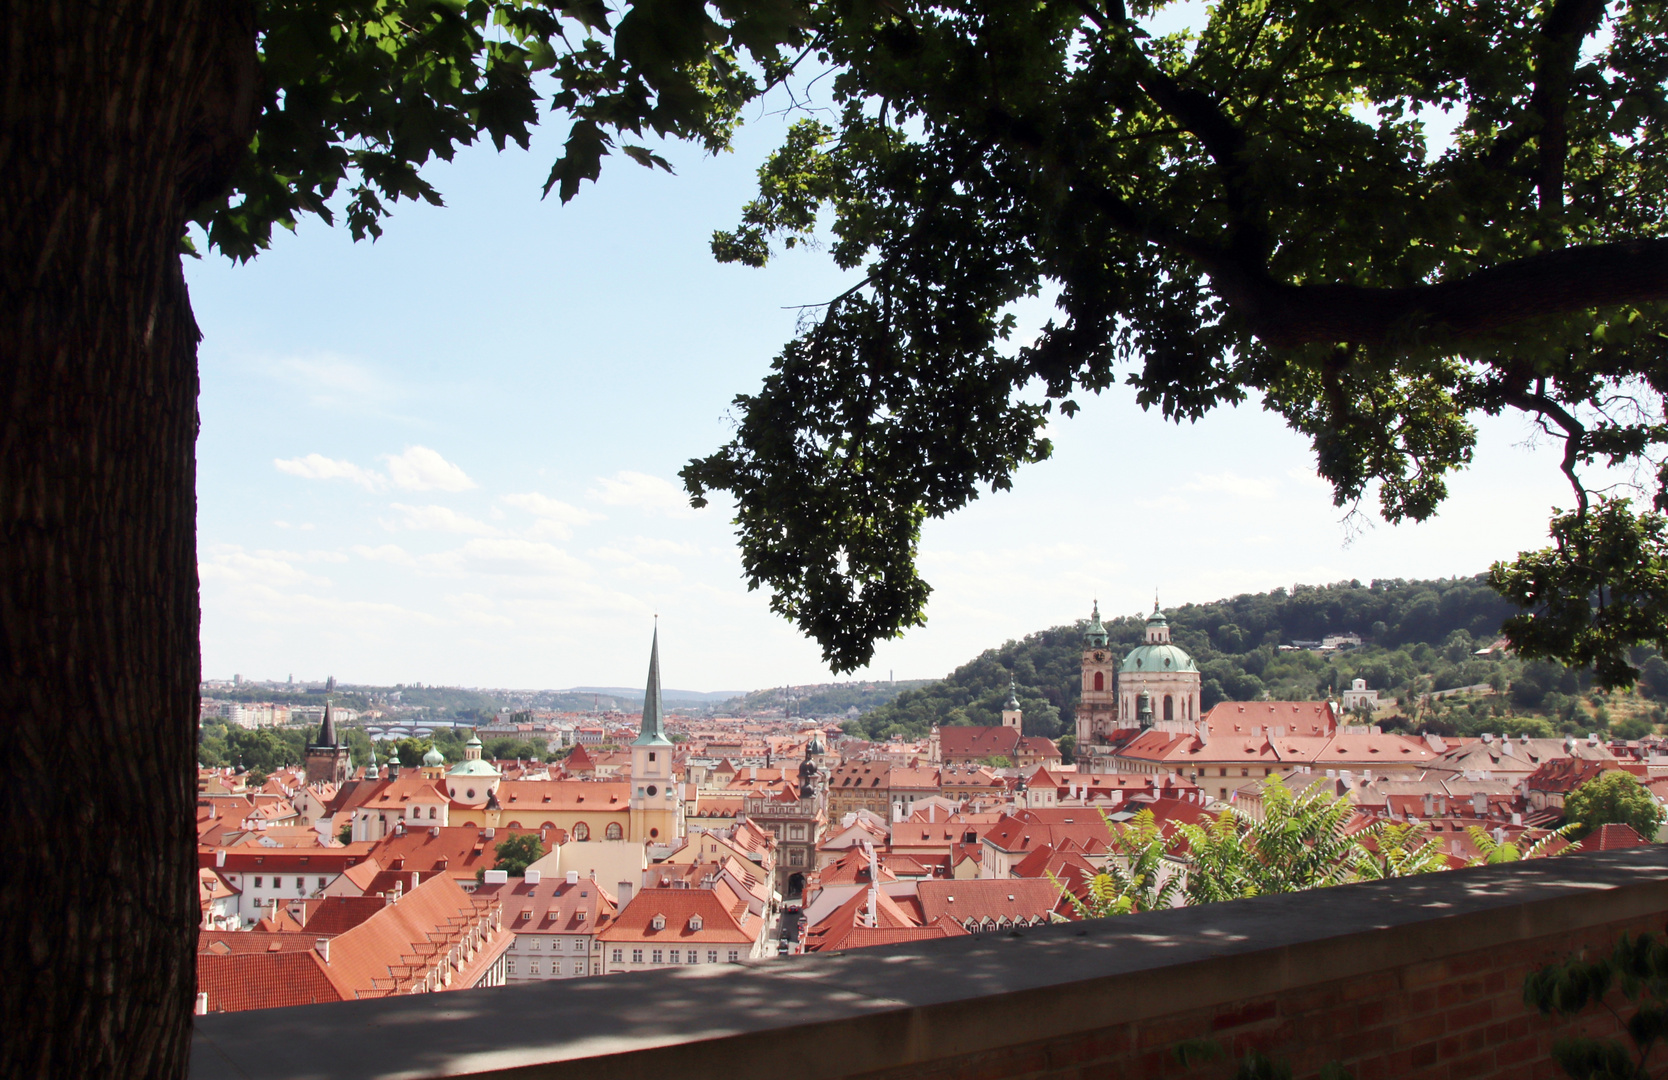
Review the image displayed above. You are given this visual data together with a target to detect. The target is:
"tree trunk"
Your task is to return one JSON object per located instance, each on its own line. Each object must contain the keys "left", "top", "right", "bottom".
{"left": 1, "top": 2, "right": 255, "bottom": 1076}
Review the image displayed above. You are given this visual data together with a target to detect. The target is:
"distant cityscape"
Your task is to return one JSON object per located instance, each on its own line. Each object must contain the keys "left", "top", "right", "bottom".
{"left": 194, "top": 601, "right": 1666, "bottom": 1014}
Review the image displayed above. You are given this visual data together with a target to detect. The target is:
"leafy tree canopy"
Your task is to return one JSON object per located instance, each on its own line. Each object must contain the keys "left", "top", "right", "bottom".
{"left": 194, "top": 0, "right": 812, "bottom": 260}
{"left": 493, "top": 832, "right": 546, "bottom": 875}
{"left": 681, "top": 0, "right": 1668, "bottom": 681}
{"left": 1563, "top": 769, "right": 1665, "bottom": 841}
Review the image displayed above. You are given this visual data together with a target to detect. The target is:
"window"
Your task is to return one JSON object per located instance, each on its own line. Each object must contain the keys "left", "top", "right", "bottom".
{"left": 530, "top": 938, "right": 539, "bottom": 949}
{"left": 605, "top": 822, "right": 622, "bottom": 840}
{"left": 631, "top": 949, "right": 642, "bottom": 963}
{"left": 1093, "top": 671, "right": 1104, "bottom": 691}
{"left": 572, "top": 822, "right": 590, "bottom": 841}
{"left": 708, "top": 950, "right": 718, "bottom": 963}
{"left": 612, "top": 949, "right": 624, "bottom": 963}
{"left": 688, "top": 915, "right": 703, "bottom": 931}
{"left": 507, "top": 960, "right": 516, "bottom": 974}
{"left": 687, "top": 952, "right": 698, "bottom": 965}
{"left": 651, "top": 950, "right": 663, "bottom": 964}
{"left": 651, "top": 914, "right": 666, "bottom": 930}
{"left": 669, "top": 950, "right": 680, "bottom": 963}
{"left": 530, "top": 961, "right": 540, "bottom": 975}
{"left": 318, "top": 877, "right": 327, "bottom": 889}
{"left": 1241, "top": 768, "right": 1249, "bottom": 777}
{"left": 728, "top": 950, "right": 739, "bottom": 962}
{"left": 648, "top": 752, "right": 656, "bottom": 762}
{"left": 789, "top": 825, "right": 805, "bottom": 840}
{"left": 573, "top": 938, "right": 584, "bottom": 951}
{"left": 466, "top": 788, "right": 476, "bottom": 800}
{"left": 429, "top": 807, "right": 437, "bottom": 819}
{"left": 296, "top": 877, "right": 305, "bottom": 889}
{"left": 789, "top": 849, "right": 805, "bottom": 866}
{"left": 254, "top": 877, "right": 262, "bottom": 888}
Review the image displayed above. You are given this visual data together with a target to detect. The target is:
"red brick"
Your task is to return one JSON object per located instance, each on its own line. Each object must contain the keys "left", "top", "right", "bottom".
{"left": 1446, "top": 1050, "right": 1494, "bottom": 1079}
{"left": 1495, "top": 1036, "right": 1539, "bottom": 1068}
{"left": 1404, "top": 961, "right": 1450, "bottom": 988}
{"left": 1212, "top": 1001, "right": 1277, "bottom": 1031}
{"left": 1446, "top": 999, "right": 1495, "bottom": 1032}
{"left": 1356, "top": 1000, "right": 1390, "bottom": 1028}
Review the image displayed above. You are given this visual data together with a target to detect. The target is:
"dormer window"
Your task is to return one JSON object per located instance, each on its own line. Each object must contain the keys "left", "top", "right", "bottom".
{"left": 688, "top": 915, "right": 703, "bottom": 931}
{"left": 651, "top": 914, "right": 666, "bottom": 930}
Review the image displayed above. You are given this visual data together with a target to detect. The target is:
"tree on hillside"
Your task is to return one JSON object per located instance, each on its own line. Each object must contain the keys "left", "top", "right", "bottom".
{"left": 3, "top": 3, "right": 806, "bottom": 1075}
{"left": 1563, "top": 771, "right": 1665, "bottom": 841}
{"left": 681, "top": 0, "right": 1668, "bottom": 682}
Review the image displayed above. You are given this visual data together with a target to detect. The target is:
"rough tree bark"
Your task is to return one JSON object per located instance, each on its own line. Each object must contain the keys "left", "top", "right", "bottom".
{"left": 1, "top": 2, "right": 256, "bottom": 1076}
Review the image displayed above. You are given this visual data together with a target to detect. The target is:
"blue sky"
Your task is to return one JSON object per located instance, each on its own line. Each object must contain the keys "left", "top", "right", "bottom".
{"left": 187, "top": 34, "right": 1585, "bottom": 693}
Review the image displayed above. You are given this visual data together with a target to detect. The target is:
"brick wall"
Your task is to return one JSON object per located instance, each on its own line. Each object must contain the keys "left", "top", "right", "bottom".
{"left": 848, "top": 912, "right": 1663, "bottom": 1080}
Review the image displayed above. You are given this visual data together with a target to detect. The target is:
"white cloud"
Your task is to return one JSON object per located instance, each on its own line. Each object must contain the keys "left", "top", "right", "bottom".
{"left": 587, "top": 471, "right": 692, "bottom": 515}
{"left": 449, "top": 538, "right": 594, "bottom": 579}
{"left": 502, "top": 492, "right": 605, "bottom": 539}
{"left": 384, "top": 446, "right": 476, "bottom": 492}
{"left": 199, "top": 547, "right": 332, "bottom": 588}
{"left": 1184, "top": 471, "right": 1279, "bottom": 501}
{"left": 387, "top": 503, "right": 499, "bottom": 536}
{"left": 274, "top": 453, "right": 385, "bottom": 491}
{"left": 352, "top": 544, "right": 419, "bottom": 566}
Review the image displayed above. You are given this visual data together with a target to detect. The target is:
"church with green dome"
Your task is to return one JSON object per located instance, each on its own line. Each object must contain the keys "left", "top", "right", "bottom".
{"left": 1074, "top": 599, "right": 1203, "bottom": 770}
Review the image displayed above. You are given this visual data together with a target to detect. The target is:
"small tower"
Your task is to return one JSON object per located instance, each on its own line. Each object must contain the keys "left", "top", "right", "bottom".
{"left": 1137, "top": 690, "right": 1154, "bottom": 728}
{"left": 305, "top": 700, "right": 351, "bottom": 785}
{"left": 1078, "top": 600, "right": 1117, "bottom": 754}
{"left": 1001, "top": 678, "right": 1023, "bottom": 731}
{"left": 386, "top": 747, "right": 400, "bottom": 781}
{"left": 629, "top": 623, "right": 681, "bottom": 844}
{"left": 420, "top": 744, "right": 446, "bottom": 779}
{"left": 445, "top": 729, "right": 501, "bottom": 806}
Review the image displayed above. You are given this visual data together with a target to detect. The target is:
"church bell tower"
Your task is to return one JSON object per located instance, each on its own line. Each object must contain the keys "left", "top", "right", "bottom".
{"left": 629, "top": 623, "right": 681, "bottom": 844}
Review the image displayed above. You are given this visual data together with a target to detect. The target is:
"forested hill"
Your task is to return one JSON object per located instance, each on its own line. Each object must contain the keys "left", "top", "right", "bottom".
{"left": 846, "top": 576, "right": 1529, "bottom": 743}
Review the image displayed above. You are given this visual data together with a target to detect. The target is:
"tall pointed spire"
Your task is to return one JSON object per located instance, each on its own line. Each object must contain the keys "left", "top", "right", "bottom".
{"left": 314, "top": 699, "right": 338, "bottom": 748}
{"left": 634, "top": 622, "right": 671, "bottom": 747}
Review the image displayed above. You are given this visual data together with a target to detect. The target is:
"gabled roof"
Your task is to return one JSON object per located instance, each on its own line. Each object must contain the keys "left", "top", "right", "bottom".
{"left": 916, "top": 878, "right": 1061, "bottom": 926}
{"left": 359, "top": 826, "right": 548, "bottom": 886}
{"left": 196, "top": 950, "right": 344, "bottom": 1012}
{"left": 1579, "top": 822, "right": 1649, "bottom": 851}
{"left": 596, "top": 887, "right": 756, "bottom": 944}
{"left": 937, "top": 726, "right": 1023, "bottom": 759}
{"left": 474, "top": 876, "right": 617, "bottom": 934}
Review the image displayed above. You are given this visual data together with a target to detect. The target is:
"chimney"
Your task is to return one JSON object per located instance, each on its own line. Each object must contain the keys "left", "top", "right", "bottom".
{"left": 617, "top": 881, "right": 633, "bottom": 906}
{"left": 566, "top": 870, "right": 579, "bottom": 886}
{"left": 524, "top": 869, "right": 541, "bottom": 886}
{"left": 215, "top": 849, "right": 226, "bottom": 868}
{"left": 315, "top": 937, "right": 330, "bottom": 963}
{"left": 1511, "top": 812, "right": 1523, "bottom": 826}
{"left": 1423, "top": 793, "right": 1434, "bottom": 817}
{"left": 1473, "top": 793, "right": 1487, "bottom": 816}
{"left": 194, "top": 992, "right": 209, "bottom": 1016}
{"left": 484, "top": 827, "right": 495, "bottom": 839}
{"left": 483, "top": 869, "right": 508, "bottom": 885}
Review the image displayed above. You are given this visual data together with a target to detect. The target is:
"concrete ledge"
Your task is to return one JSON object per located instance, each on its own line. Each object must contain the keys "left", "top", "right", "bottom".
{"left": 191, "top": 847, "right": 1668, "bottom": 1080}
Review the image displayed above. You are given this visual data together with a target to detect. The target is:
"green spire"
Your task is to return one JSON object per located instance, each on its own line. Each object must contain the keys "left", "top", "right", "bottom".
{"left": 1085, "top": 599, "right": 1109, "bottom": 648}
{"left": 634, "top": 623, "right": 672, "bottom": 747}
{"left": 1006, "top": 677, "right": 1020, "bottom": 710}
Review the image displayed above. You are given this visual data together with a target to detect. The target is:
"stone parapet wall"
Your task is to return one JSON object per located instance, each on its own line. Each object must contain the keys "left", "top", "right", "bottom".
{"left": 193, "top": 848, "right": 1668, "bottom": 1080}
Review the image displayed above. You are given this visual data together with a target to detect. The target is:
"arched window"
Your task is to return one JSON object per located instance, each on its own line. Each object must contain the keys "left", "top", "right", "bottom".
{"left": 1164, "top": 695, "right": 1174, "bottom": 721}
{"left": 572, "top": 821, "right": 590, "bottom": 841}
{"left": 1093, "top": 671, "right": 1104, "bottom": 691}
{"left": 428, "top": 806, "right": 437, "bottom": 819}
{"left": 605, "top": 822, "right": 622, "bottom": 840}
{"left": 507, "top": 821, "right": 521, "bottom": 829}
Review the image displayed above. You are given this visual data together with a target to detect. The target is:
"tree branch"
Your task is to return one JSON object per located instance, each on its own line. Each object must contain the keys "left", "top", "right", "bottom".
{"left": 1526, "top": 0, "right": 1608, "bottom": 215}
{"left": 1500, "top": 376, "right": 1590, "bottom": 519}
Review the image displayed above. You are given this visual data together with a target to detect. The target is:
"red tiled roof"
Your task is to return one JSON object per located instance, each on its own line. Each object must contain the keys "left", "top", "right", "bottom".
{"left": 474, "top": 876, "right": 616, "bottom": 934}
{"left": 916, "top": 878, "right": 1061, "bottom": 926}
{"left": 597, "top": 887, "right": 757, "bottom": 945}
{"left": 938, "top": 726, "right": 1023, "bottom": 759}
{"left": 196, "top": 950, "right": 343, "bottom": 1012}
{"left": 1579, "top": 822, "right": 1649, "bottom": 851}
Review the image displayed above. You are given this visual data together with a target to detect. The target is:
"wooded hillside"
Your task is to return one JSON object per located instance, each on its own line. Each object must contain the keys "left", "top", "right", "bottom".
{"left": 847, "top": 576, "right": 1668, "bottom": 745}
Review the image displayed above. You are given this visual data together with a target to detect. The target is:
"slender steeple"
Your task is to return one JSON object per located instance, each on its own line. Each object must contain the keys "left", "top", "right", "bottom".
{"left": 314, "top": 699, "right": 338, "bottom": 748}
{"left": 634, "top": 623, "right": 672, "bottom": 747}
{"left": 1006, "top": 677, "right": 1020, "bottom": 710}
